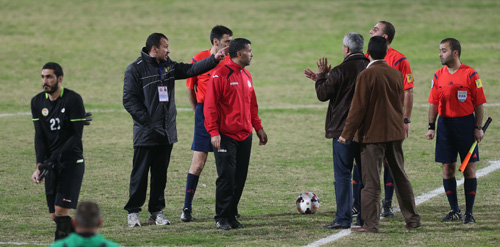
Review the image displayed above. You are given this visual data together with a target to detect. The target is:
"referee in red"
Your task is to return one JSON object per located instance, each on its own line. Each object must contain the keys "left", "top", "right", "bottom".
{"left": 181, "top": 25, "right": 233, "bottom": 222}
{"left": 425, "top": 38, "right": 486, "bottom": 224}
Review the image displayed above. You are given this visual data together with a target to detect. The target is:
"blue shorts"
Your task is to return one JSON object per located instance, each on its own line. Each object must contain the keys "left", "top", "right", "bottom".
{"left": 435, "top": 114, "right": 479, "bottom": 164}
{"left": 191, "top": 103, "right": 213, "bottom": 152}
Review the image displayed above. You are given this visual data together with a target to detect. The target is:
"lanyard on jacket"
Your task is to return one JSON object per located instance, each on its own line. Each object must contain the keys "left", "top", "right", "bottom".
{"left": 157, "top": 65, "right": 169, "bottom": 102}
{"left": 158, "top": 66, "right": 164, "bottom": 86}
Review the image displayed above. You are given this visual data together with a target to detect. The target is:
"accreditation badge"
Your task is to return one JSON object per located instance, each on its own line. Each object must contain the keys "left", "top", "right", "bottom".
{"left": 457, "top": 91, "right": 467, "bottom": 102}
{"left": 158, "top": 86, "right": 169, "bottom": 102}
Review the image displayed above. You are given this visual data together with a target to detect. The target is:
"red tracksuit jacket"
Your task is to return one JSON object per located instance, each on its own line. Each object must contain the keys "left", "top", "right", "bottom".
{"left": 204, "top": 59, "right": 263, "bottom": 141}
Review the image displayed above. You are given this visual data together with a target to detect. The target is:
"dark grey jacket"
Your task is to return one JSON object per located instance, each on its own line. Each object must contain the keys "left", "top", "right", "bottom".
{"left": 123, "top": 48, "right": 218, "bottom": 147}
{"left": 315, "top": 53, "right": 369, "bottom": 139}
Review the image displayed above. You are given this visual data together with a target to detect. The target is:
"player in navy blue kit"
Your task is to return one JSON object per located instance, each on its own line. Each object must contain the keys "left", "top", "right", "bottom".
{"left": 31, "top": 62, "right": 89, "bottom": 240}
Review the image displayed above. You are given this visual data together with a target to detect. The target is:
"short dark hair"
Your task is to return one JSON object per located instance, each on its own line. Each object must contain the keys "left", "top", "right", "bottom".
{"left": 229, "top": 38, "right": 251, "bottom": 58}
{"left": 441, "top": 38, "right": 461, "bottom": 58}
{"left": 210, "top": 25, "right": 233, "bottom": 45}
{"left": 368, "top": 36, "right": 388, "bottom": 60}
{"left": 42, "top": 62, "right": 64, "bottom": 78}
{"left": 75, "top": 201, "right": 101, "bottom": 228}
{"left": 145, "top": 33, "right": 168, "bottom": 53}
{"left": 379, "top": 21, "right": 395, "bottom": 44}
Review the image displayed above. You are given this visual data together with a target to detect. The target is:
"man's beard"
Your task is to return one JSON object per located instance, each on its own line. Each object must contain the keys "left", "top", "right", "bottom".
{"left": 44, "top": 84, "right": 58, "bottom": 94}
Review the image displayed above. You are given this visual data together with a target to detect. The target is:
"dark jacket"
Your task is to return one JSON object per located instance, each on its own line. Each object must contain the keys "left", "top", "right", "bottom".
{"left": 315, "top": 53, "right": 369, "bottom": 139}
{"left": 341, "top": 61, "right": 405, "bottom": 143}
{"left": 123, "top": 48, "right": 218, "bottom": 147}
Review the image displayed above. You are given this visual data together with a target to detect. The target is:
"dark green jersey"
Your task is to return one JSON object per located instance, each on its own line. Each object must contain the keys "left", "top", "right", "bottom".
{"left": 50, "top": 233, "right": 120, "bottom": 247}
{"left": 31, "top": 87, "right": 86, "bottom": 163}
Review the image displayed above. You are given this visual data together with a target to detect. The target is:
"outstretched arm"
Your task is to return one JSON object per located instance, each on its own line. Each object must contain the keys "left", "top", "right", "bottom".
{"left": 176, "top": 47, "right": 228, "bottom": 79}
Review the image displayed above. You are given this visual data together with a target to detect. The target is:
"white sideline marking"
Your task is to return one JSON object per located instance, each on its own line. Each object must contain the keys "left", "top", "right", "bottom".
{"left": 2, "top": 103, "right": 500, "bottom": 118}
{"left": 0, "top": 109, "right": 128, "bottom": 118}
{"left": 0, "top": 112, "right": 31, "bottom": 117}
{"left": 1, "top": 106, "right": 319, "bottom": 118}
{"left": 305, "top": 160, "right": 500, "bottom": 247}
{"left": 0, "top": 242, "right": 47, "bottom": 246}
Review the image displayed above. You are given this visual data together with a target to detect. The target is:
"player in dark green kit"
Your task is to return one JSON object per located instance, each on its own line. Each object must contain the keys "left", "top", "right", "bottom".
{"left": 31, "top": 62, "right": 90, "bottom": 240}
{"left": 50, "top": 201, "right": 120, "bottom": 247}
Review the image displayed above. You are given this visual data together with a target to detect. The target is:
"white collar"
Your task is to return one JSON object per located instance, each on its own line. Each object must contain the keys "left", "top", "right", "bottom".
{"left": 367, "top": 59, "right": 386, "bottom": 68}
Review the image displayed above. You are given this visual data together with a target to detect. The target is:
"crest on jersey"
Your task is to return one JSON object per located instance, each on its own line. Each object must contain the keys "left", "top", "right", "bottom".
{"left": 42, "top": 108, "right": 49, "bottom": 116}
{"left": 406, "top": 74, "right": 414, "bottom": 84}
{"left": 457, "top": 91, "right": 467, "bottom": 102}
{"left": 475, "top": 79, "right": 483, "bottom": 88}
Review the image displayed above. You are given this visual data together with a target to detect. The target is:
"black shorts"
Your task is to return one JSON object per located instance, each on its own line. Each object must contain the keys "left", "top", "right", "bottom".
{"left": 45, "top": 158, "right": 85, "bottom": 213}
{"left": 435, "top": 114, "right": 479, "bottom": 164}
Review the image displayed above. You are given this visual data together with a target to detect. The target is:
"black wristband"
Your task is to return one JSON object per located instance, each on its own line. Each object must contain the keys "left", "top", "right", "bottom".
{"left": 404, "top": 118, "right": 411, "bottom": 124}
{"left": 428, "top": 123, "right": 435, "bottom": 130}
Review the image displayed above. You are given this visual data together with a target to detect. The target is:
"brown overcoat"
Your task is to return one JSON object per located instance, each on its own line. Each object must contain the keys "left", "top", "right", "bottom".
{"left": 341, "top": 60, "right": 405, "bottom": 143}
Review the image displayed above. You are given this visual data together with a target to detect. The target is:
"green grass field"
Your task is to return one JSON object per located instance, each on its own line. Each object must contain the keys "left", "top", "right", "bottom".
{"left": 1, "top": 0, "right": 500, "bottom": 246}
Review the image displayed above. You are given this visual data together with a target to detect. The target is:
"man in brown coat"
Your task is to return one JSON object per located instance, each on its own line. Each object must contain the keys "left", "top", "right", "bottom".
{"left": 339, "top": 36, "right": 421, "bottom": 233}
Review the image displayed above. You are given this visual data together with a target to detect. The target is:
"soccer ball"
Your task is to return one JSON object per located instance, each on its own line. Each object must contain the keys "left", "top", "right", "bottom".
{"left": 296, "top": 192, "right": 320, "bottom": 214}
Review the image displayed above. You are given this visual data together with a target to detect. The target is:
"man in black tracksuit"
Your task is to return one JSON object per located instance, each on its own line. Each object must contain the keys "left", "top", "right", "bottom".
{"left": 31, "top": 62, "right": 88, "bottom": 240}
{"left": 123, "top": 33, "right": 227, "bottom": 227}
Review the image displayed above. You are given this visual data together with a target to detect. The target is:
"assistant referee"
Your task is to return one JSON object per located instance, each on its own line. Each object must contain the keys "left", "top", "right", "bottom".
{"left": 425, "top": 38, "right": 486, "bottom": 224}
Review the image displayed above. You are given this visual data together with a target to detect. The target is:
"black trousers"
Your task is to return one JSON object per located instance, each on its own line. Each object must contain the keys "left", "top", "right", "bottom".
{"left": 124, "top": 144, "right": 173, "bottom": 213}
{"left": 214, "top": 134, "right": 252, "bottom": 220}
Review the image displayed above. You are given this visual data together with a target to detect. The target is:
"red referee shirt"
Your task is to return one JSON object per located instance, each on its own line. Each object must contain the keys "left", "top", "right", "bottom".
{"left": 186, "top": 50, "right": 230, "bottom": 103}
{"left": 366, "top": 47, "right": 414, "bottom": 90}
{"left": 428, "top": 64, "right": 487, "bottom": 118}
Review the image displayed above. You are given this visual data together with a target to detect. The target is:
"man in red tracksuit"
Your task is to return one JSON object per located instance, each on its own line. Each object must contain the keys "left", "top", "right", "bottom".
{"left": 204, "top": 38, "right": 268, "bottom": 230}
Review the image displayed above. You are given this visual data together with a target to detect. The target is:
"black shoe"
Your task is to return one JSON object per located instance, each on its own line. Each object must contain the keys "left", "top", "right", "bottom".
{"left": 228, "top": 219, "right": 245, "bottom": 229}
{"left": 323, "top": 222, "right": 350, "bottom": 229}
{"left": 216, "top": 219, "right": 232, "bottom": 230}
{"left": 441, "top": 210, "right": 462, "bottom": 222}
{"left": 352, "top": 221, "right": 361, "bottom": 227}
{"left": 463, "top": 213, "right": 476, "bottom": 224}
{"left": 381, "top": 199, "right": 394, "bottom": 217}
{"left": 180, "top": 208, "right": 194, "bottom": 222}
{"left": 235, "top": 213, "right": 241, "bottom": 219}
